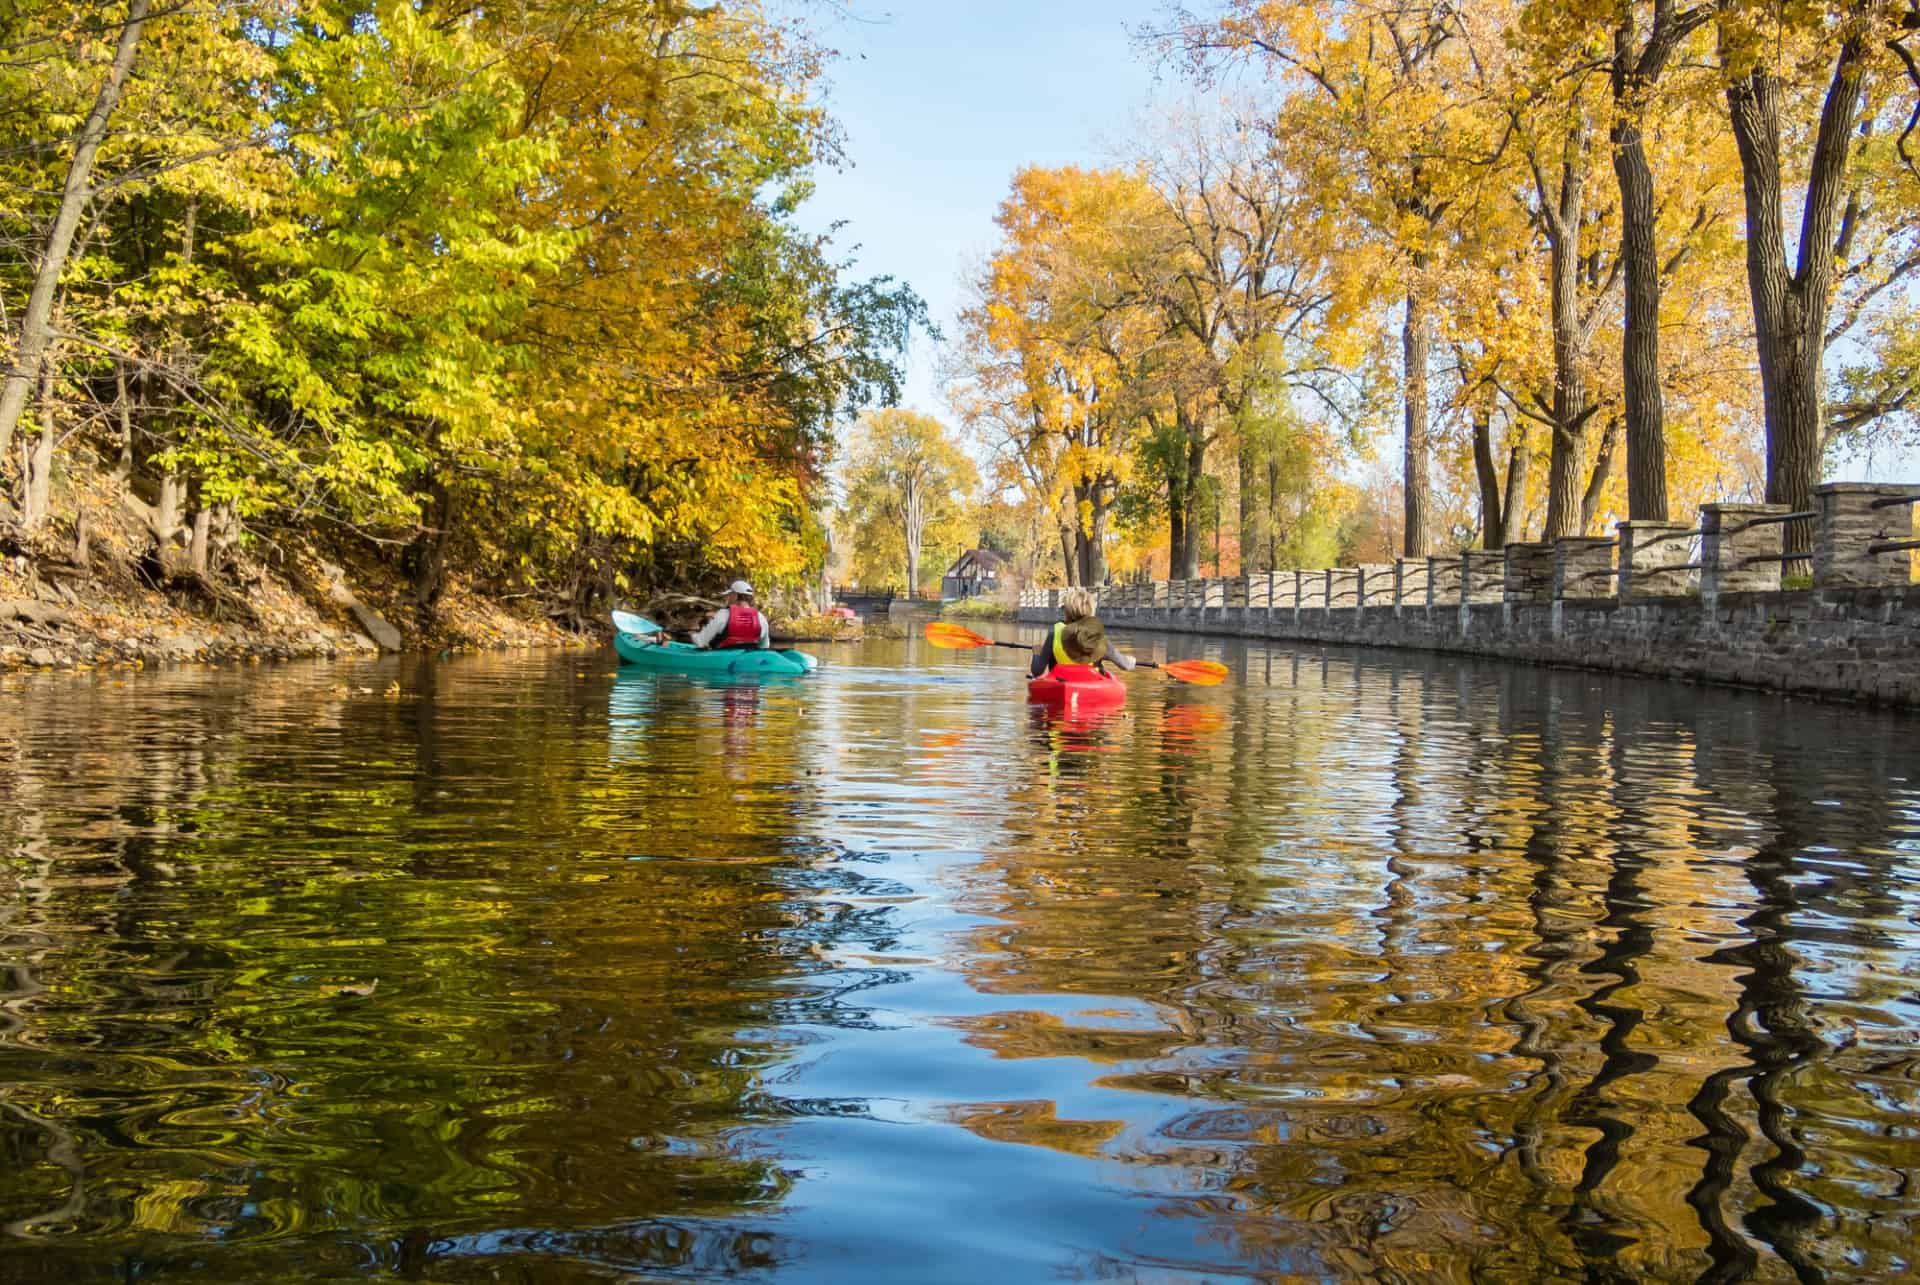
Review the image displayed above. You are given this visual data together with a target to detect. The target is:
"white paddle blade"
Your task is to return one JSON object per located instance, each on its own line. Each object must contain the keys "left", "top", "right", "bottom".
{"left": 612, "top": 610, "right": 661, "bottom": 635}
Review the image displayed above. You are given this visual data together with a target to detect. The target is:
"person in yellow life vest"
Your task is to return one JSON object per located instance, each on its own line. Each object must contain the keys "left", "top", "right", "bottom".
{"left": 1029, "top": 587, "right": 1137, "bottom": 678}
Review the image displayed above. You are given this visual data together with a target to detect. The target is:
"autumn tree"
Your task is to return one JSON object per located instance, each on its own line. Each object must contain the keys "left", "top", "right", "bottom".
{"left": 0, "top": 0, "right": 924, "bottom": 624}
{"left": 1607, "top": 1, "right": 1719, "bottom": 519}
{"left": 839, "top": 410, "right": 979, "bottom": 594}
{"left": 1718, "top": 0, "right": 1920, "bottom": 547}
{"left": 0, "top": 0, "right": 151, "bottom": 474}
{"left": 1133, "top": 116, "right": 1359, "bottom": 575}
{"left": 954, "top": 166, "right": 1160, "bottom": 585}
{"left": 1161, "top": 0, "right": 1501, "bottom": 559}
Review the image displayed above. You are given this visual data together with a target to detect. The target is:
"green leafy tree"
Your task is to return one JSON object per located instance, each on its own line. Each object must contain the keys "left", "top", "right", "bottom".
{"left": 839, "top": 410, "right": 980, "bottom": 594}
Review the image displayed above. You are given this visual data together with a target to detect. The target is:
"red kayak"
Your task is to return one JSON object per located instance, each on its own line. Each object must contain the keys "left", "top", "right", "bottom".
{"left": 1027, "top": 663, "right": 1126, "bottom": 712}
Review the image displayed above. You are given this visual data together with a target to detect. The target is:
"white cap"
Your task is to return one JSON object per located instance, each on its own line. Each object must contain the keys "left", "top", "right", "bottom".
{"left": 729, "top": 579, "right": 754, "bottom": 596}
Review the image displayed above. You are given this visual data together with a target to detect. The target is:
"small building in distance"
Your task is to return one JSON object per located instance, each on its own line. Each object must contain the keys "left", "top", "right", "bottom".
{"left": 941, "top": 547, "right": 1005, "bottom": 601}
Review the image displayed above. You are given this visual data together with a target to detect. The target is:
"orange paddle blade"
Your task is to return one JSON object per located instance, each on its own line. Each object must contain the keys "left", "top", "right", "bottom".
{"left": 1161, "top": 658, "right": 1229, "bottom": 686}
{"left": 924, "top": 621, "right": 993, "bottom": 649}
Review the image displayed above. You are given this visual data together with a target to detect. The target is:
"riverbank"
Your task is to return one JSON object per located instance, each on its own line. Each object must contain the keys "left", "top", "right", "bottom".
{"left": 0, "top": 471, "right": 582, "bottom": 672}
{"left": 1027, "top": 581, "right": 1920, "bottom": 708}
{"left": 0, "top": 541, "right": 585, "bottom": 674}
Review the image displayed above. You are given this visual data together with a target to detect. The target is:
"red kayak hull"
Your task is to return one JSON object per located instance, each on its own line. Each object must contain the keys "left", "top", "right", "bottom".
{"left": 1027, "top": 663, "right": 1126, "bottom": 711}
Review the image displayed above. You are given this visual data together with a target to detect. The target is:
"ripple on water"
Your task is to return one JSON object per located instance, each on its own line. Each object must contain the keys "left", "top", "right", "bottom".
{"left": 1, "top": 639, "right": 1917, "bottom": 1280}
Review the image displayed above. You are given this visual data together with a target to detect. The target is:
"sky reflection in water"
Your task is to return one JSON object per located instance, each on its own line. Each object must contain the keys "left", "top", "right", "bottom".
{"left": 1, "top": 634, "right": 1916, "bottom": 1281}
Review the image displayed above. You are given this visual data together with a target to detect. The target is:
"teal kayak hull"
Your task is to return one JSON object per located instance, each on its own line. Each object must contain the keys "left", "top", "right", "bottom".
{"left": 613, "top": 632, "right": 818, "bottom": 676}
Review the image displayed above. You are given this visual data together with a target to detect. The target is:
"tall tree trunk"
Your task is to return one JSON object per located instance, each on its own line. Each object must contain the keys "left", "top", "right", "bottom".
{"left": 112, "top": 359, "right": 134, "bottom": 482}
{"left": 1472, "top": 400, "right": 1506, "bottom": 549}
{"left": 1504, "top": 434, "right": 1532, "bottom": 544}
{"left": 1580, "top": 415, "right": 1622, "bottom": 534}
{"left": 1167, "top": 467, "right": 1186, "bottom": 580}
{"left": 0, "top": 0, "right": 151, "bottom": 466}
{"left": 189, "top": 505, "right": 212, "bottom": 578}
{"left": 1073, "top": 492, "right": 1090, "bottom": 587}
{"left": 1725, "top": 37, "right": 1869, "bottom": 555}
{"left": 1610, "top": 4, "right": 1707, "bottom": 521}
{"left": 1614, "top": 120, "right": 1670, "bottom": 520}
{"left": 1540, "top": 120, "right": 1593, "bottom": 542}
{"left": 1086, "top": 487, "right": 1110, "bottom": 585}
{"left": 1472, "top": 401, "right": 1533, "bottom": 549}
{"left": 1265, "top": 454, "right": 1281, "bottom": 569}
{"left": 1178, "top": 408, "right": 1206, "bottom": 578}
{"left": 409, "top": 480, "right": 455, "bottom": 613}
{"left": 23, "top": 360, "right": 55, "bottom": 530}
{"left": 1237, "top": 440, "right": 1256, "bottom": 574}
{"left": 1402, "top": 284, "right": 1431, "bottom": 557}
{"left": 1544, "top": 427, "right": 1587, "bottom": 542}
{"left": 155, "top": 472, "right": 180, "bottom": 544}
{"left": 903, "top": 474, "right": 924, "bottom": 596}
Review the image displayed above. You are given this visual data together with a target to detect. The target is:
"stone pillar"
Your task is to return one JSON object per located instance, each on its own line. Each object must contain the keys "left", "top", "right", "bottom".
{"left": 1462, "top": 551, "right": 1503, "bottom": 604}
{"left": 1502, "top": 542, "right": 1554, "bottom": 605}
{"left": 1426, "top": 555, "right": 1462, "bottom": 608}
{"left": 1617, "top": 520, "right": 1697, "bottom": 599}
{"left": 1702, "top": 503, "right": 1789, "bottom": 600}
{"left": 1814, "top": 482, "right": 1918, "bottom": 589}
{"left": 1245, "top": 572, "right": 1269, "bottom": 637}
{"left": 1396, "top": 558, "right": 1429, "bottom": 614}
{"left": 1221, "top": 575, "right": 1246, "bottom": 633}
{"left": 1553, "top": 537, "right": 1616, "bottom": 601}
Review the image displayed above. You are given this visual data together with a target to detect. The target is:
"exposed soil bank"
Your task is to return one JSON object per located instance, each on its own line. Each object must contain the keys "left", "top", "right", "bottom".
{"left": 2, "top": 472, "right": 590, "bottom": 674}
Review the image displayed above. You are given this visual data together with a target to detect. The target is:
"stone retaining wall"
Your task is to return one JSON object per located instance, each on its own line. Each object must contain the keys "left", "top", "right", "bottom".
{"left": 1015, "top": 481, "right": 1920, "bottom": 707}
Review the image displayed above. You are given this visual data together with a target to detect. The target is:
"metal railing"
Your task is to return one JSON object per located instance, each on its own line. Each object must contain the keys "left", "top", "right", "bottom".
{"left": 1003, "top": 482, "right": 1914, "bottom": 616}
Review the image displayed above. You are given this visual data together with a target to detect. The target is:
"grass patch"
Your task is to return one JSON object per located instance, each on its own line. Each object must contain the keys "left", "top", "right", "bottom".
{"left": 772, "top": 612, "right": 866, "bottom": 643}
{"left": 940, "top": 596, "right": 1016, "bottom": 622}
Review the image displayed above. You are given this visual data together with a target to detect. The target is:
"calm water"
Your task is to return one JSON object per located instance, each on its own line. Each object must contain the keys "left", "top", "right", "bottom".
{"left": 2, "top": 634, "right": 1917, "bottom": 1282}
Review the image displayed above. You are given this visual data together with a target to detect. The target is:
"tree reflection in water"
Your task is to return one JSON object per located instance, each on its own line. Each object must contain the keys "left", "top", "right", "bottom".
{"left": 0, "top": 638, "right": 1914, "bottom": 1281}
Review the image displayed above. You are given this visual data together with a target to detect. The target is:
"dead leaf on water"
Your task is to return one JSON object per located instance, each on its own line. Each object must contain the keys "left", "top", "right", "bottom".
{"left": 336, "top": 979, "right": 379, "bottom": 998}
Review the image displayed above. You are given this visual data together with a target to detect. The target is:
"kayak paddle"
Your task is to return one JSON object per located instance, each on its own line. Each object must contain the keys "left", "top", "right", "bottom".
{"left": 922, "top": 621, "right": 1229, "bottom": 686}
{"left": 612, "top": 609, "right": 663, "bottom": 636}
{"left": 1134, "top": 658, "right": 1230, "bottom": 686}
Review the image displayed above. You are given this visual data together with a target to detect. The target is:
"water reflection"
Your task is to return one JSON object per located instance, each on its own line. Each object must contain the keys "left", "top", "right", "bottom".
{"left": 0, "top": 637, "right": 1916, "bottom": 1281}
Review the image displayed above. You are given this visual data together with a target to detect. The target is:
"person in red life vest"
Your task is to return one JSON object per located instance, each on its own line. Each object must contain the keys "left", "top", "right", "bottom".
{"left": 692, "top": 580, "right": 771, "bottom": 650}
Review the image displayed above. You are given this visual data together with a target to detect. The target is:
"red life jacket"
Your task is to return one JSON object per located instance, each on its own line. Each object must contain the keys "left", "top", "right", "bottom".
{"left": 719, "top": 602, "right": 764, "bottom": 648}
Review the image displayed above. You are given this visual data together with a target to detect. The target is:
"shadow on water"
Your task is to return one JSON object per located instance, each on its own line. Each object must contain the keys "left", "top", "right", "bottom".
{"left": 0, "top": 633, "right": 1915, "bottom": 1281}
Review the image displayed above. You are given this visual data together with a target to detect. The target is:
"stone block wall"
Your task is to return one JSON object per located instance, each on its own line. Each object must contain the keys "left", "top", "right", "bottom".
{"left": 1013, "top": 481, "right": 1920, "bottom": 706}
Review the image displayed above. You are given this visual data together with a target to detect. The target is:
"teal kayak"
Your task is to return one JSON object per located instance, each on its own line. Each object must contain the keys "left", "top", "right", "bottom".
{"left": 613, "top": 631, "right": 818, "bottom": 676}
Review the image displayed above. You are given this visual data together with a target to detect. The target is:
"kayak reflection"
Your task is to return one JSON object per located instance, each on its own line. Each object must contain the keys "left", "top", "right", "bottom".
{"left": 607, "top": 670, "right": 803, "bottom": 771}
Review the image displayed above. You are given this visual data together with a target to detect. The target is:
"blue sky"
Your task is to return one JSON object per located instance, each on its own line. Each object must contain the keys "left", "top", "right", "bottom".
{"left": 789, "top": 0, "right": 1168, "bottom": 418}
{"left": 787, "top": 1, "right": 1916, "bottom": 485}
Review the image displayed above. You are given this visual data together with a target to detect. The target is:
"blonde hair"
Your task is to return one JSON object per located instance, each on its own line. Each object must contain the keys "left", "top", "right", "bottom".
{"left": 1060, "top": 587, "right": 1096, "bottom": 621}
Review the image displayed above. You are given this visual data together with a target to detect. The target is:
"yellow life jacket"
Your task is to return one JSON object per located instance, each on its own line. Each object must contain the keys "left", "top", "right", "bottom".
{"left": 1051, "top": 621, "right": 1074, "bottom": 666}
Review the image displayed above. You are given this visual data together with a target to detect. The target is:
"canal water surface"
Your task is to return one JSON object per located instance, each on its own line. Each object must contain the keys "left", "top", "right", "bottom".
{"left": 1, "top": 635, "right": 1916, "bottom": 1281}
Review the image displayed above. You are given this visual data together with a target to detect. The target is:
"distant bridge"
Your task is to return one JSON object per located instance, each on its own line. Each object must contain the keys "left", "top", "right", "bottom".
{"left": 833, "top": 586, "right": 899, "bottom": 619}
